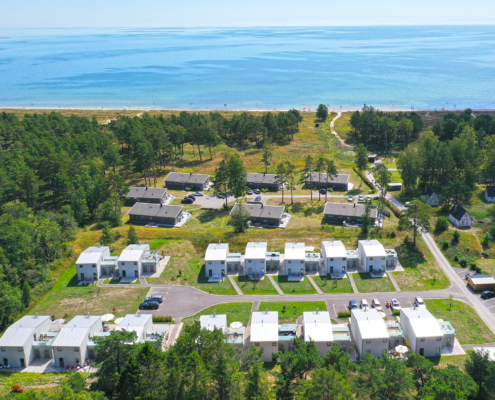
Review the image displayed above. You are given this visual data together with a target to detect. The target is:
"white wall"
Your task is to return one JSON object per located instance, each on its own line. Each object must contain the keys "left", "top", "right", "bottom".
{"left": 361, "top": 338, "right": 389, "bottom": 358}
{"left": 205, "top": 260, "right": 226, "bottom": 277}
{"left": 413, "top": 337, "right": 442, "bottom": 357}
{"left": 246, "top": 258, "right": 266, "bottom": 275}
{"left": 77, "top": 248, "right": 110, "bottom": 280}
{"left": 119, "top": 261, "right": 141, "bottom": 278}
{"left": 285, "top": 259, "right": 305, "bottom": 275}
{"left": 322, "top": 251, "right": 347, "bottom": 274}
{"left": 486, "top": 192, "right": 495, "bottom": 203}
{"left": 254, "top": 341, "right": 277, "bottom": 362}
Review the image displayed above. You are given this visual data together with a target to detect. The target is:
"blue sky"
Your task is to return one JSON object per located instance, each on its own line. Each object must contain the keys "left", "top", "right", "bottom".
{"left": 2, "top": 0, "right": 495, "bottom": 28}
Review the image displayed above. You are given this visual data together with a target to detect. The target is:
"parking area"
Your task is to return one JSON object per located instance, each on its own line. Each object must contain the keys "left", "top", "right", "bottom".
{"left": 453, "top": 266, "right": 495, "bottom": 317}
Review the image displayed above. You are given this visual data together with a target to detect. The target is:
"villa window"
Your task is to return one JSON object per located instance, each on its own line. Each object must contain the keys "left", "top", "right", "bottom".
{"left": 0, "top": 348, "right": 5, "bottom": 351}
{"left": 248, "top": 260, "right": 252, "bottom": 263}
{"left": 261, "top": 260, "right": 264, "bottom": 263}
{"left": 92, "top": 264, "right": 96, "bottom": 268}
{"left": 366, "top": 350, "right": 371, "bottom": 354}
{"left": 370, "top": 257, "right": 373, "bottom": 260}
{"left": 79, "top": 265, "right": 83, "bottom": 268}
{"left": 208, "top": 261, "right": 212, "bottom": 265}
{"left": 420, "top": 338, "right": 425, "bottom": 342}
{"left": 382, "top": 257, "right": 385, "bottom": 260}
{"left": 330, "top": 258, "right": 334, "bottom": 261}
{"left": 221, "top": 261, "right": 224, "bottom": 265}
{"left": 366, "top": 340, "right": 371, "bottom": 344}
{"left": 383, "top": 339, "right": 387, "bottom": 343}
{"left": 57, "top": 348, "right": 62, "bottom": 351}
{"left": 255, "top": 342, "right": 260, "bottom": 346}
{"left": 121, "top": 262, "right": 125, "bottom": 266}
{"left": 18, "top": 348, "right": 22, "bottom": 352}
{"left": 436, "top": 337, "right": 441, "bottom": 341}
{"left": 288, "top": 260, "right": 291, "bottom": 264}
{"left": 134, "top": 262, "right": 137, "bottom": 265}
{"left": 272, "top": 342, "right": 276, "bottom": 346}
{"left": 342, "top": 258, "right": 345, "bottom": 261}
{"left": 74, "top": 348, "right": 79, "bottom": 352}
{"left": 327, "top": 342, "right": 332, "bottom": 346}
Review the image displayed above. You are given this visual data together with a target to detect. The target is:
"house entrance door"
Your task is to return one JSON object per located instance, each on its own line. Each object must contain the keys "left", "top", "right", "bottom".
{"left": 20, "top": 358, "right": 25, "bottom": 367}
{"left": 135, "top": 270, "right": 138, "bottom": 278}
{"left": 122, "top": 270, "right": 126, "bottom": 277}
{"left": 44, "top": 350, "right": 50, "bottom": 358}
{"left": 330, "top": 266, "right": 334, "bottom": 273}
{"left": 419, "top": 348, "right": 424, "bottom": 356}
{"left": 209, "top": 270, "right": 212, "bottom": 276}
{"left": 81, "top": 273, "right": 85, "bottom": 280}
{"left": 59, "top": 358, "right": 64, "bottom": 367}
{"left": 2, "top": 358, "right": 7, "bottom": 367}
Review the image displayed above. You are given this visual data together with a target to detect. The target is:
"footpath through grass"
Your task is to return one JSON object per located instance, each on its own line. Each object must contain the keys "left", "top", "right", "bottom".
{"left": 258, "top": 301, "right": 327, "bottom": 323}
{"left": 312, "top": 275, "right": 354, "bottom": 293}
{"left": 273, "top": 276, "right": 318, "bottom": 295}
{"left": 425, "top": 299, "right": 495, "bottom": 345}
{"left": 353, "top": 272, "right": 396, "bottom": 293}
{"left": 182, "top": 302, "right": 253, "bottom": 326}
{"left": 235, "top": 276, "right": 279, "bottom": 295}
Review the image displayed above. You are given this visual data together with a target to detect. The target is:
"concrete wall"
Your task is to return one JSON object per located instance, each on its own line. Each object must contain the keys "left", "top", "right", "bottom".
{"left": 285, "top": 259, "right": 305, "bottom": 275}
{"left": 254, "top": 341, "right": 277, "bottom": 362}
{"left": 119, "top": 261, "right": 141, "bottom": 278}
{"left": 246, "top": 258, "right": 266, "bottom": 275}
{"left": 361, "top": 338, "right": 389, "bottom": 358}
{"left": 322, "top": 252, "right": 347, "bottom": 274}
{"left": 315, "top": 341, "right": 332, "bottom": 356}
{"left": 413, "top": 337, "right": 443, "bottom": 357}
{"left": 205, "top": 260, "right": 226, "bottom": 277}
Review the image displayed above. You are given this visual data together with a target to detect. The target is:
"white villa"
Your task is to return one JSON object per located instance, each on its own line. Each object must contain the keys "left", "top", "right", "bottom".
{"left": 351, "top": 309, "right": 390, "bottom": 359}
{"left": 0, "top": 315, "right": 53, "bottom": 368}
{"left": 116, "top": 313, "right": 153, "bottom": 343}
{"left": 303, "top": 311, "right": 333, "bottom": 356}
{"left": 245, "top": 242, "right": 267, "bottom": 278}
{"left": 250, "top": 311, "right": 278, "bottom": 362}
{"left": 76, "top": 246, "right": 113, "bottom": 282}
{"left": 205, "top": 243, "right": 229, "bottom": 280}
{"left": 321, "top": 240, "right": 347, "bottom": 276}
{"left": 200, "top": 314, "right": 227, "bottom": 332}
{"left": 284, "top": 242, "right": 306, "bottom": 276}
{"left": 357, "top": 239, "right": 387, "bottom": 274}
{"left": 51, "top": 315, "right": 102, "bottom": 368}
{"left": 118, "top": 243, "right": 150, "bottom": 279}
{"left": 400, "top": 308, "right": 456, "bottom": 357}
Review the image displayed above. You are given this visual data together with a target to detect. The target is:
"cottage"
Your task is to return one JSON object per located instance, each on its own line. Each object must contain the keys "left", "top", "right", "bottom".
{"left": 323, "top": 203, "right": 378, "bottom": 225}
{"left": 351, "top": 309, "right": 390, "bottom": 359}
{"left": 51, "top": 315, "right": 102, "bottom": 368}
{"left": 485, "top": 186, "right": 495, "bottom": 203}
{"left": 75, "top": 246, "right": 112, "bottom": 281}
{"left": 128, "top": 203, "right": 185, "bottom": 226}
{"left": 245, "top": 242, "right": 267, "bottom": 278}
{"left": 368, "top": 154, "right": 377, "bottom": 163}
{"left": 321, "top": 240, "right": 347, "bottom": 276}
{"left": 231, "top": 203, "right": 286, "bottom": 226}
{"left": 400, "top": 308, "right": 455, "bottom": 357}
{"left": 0, "top": 315, "right": 53, "bottom": 368}
{"left": 467, "top": 274, "right": 495, "bottom": 292}
{"left": 118, "top": 244, "right": 150, "bottom": 279}
{"left": 357, "top": 239, "right": 387, "bottom": 273}
{"left": 284, "top": 242, "right": 306, "bottom": 276}
{"left": 205, "top": 243, "right": 229, "bottom": 279}
{"left": 200, "top": 314, "right": 227, "bottom": 332}
{"left": 388, "top": 183, "right": 402, "bottom": 192}
{"left": 164, "top": 172, "right": 210, "bottom": 191}
{"left": 420, "top": 186, "right": 439, "bottom": 206}
{"left": 246, "top": 173, "right": 283, "bottom": 191}
{"left": 116, "top": 313, "right": 154, "bottom": 343}
{"left": 305, "top": 173, "right": 350, "bottom": 191}
{"left": 250, "top": 311, "right": 278, "bottom": 362}
{"left": 126, "top": 186, "right": 169, "bottom": 204}
{"left": 448, "top": 204, "right": 472, "bottom": 228}
{"left": 303, "top": 311, "right": 333, "bottom": 356}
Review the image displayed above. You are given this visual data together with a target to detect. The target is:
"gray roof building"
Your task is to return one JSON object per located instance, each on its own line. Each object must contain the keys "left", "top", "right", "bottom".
{"left": 129, "top": 203, "right": 183, "bottom": 219}
{"left": 164, "top": 172, "right": 210, "bottom": 189}
{"left": 126, "top": 187, "right": 168, "bottom": 203}
{"left": 306, "top": 173, "right": 350, "bottom": 185}
{"left": 231, "top": 203, "right": 285, "bottom": 225}
{"left": 324, "top": 203, "right": 378, "bottom": 219}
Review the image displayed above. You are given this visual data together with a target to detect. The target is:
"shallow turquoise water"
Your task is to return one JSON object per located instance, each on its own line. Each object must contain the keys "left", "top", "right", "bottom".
{"left": 1, "top": 26, "right": 495, "bottom": 110}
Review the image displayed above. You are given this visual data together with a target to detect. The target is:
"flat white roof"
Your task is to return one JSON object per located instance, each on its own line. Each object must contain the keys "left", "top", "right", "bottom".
{"left": 118, "top": 244, "right": 150, "bottom": 262}
{"left": 245, "top": 242, "right": 267, "bottom": 259}
{"left": 359, "top": 239, "right": 386, "bottom": 258}
{"left": 250, "top": 311, "right": 278, "bottom": 342}
{"left": 117, "top": 313, "right": 152, "bottom": 328}
{"left": 285, "top": 242, "right": 305, "bottom": 260}
{"left": 469, "top": 275, "right": 495, "bottom": 284}
{"left": 205, "top": 243, "right": 229, "bottom": 261}
{"left": 200, "top": 314, "right": 227, "bottom": 331}
{"left": 0, "top": 315, "right": 51, "bottom": 347}
{"left": 303, "top": 311, "right": 333, "bottom": 342}
{"left": 76, "top": 246, "right": 109, "bottom": 265}
{"left": 51, "top": 315, "right": 102, "bottom": 347}
{"left": 352, "top": 309, "right": 389, "bottom": 340}
{"left": 401, "top": 308, "right": 443, "bottom": 338}
{"left": 322, "top": 240, "right": 347, "bottom": 258}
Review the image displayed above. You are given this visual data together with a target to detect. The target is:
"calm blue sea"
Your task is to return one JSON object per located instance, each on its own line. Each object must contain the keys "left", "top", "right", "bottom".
{"left": 1, "top": 26, "right": 495, "bottom": 110}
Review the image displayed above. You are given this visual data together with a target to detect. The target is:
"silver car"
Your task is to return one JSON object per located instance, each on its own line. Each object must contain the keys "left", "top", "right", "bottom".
{"left": 391, "top": 299, "right": 401, "bottom": 311}
{"left": 372, "top": 299, "right": 383, "bottom": 311}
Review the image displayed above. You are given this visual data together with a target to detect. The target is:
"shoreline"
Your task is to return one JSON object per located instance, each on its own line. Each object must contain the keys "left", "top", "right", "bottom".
{"left": 2, "top": 106, "right": 494, "bottom": 113}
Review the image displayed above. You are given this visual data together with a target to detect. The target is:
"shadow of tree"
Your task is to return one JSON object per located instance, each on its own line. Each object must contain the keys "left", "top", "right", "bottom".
{"left": 197, "top": 208, "right": 230, "bottom": 223}
{"left": 395, "top": 243, "right": 426, "bottom": 269}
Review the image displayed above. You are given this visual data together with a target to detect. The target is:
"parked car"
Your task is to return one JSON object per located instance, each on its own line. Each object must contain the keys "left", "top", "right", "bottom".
{"left": 481, "top": 291, "right": 495, "bottom": 299}
{"left": 247, "top": 189, "right": 253, "bottom": 195}
{"left": 358, "top": 195, "right": 365, "bottom": 202}
{"left": 253, "top": 189, "right": 261, "bottom": 194}
{"left": 193, "top": 192, "right": 204, "bottom": 196}
{"left": 150, "top": 294, "right": 164, "bottom": 302}
{"left": 181, "top": 198, "right": 194, "bottom": 204}
{"left": 366, "top": 196, "right": 372, "bottom": 202}
{"left": 320, "top": 188, "right": 327, "bottom": 194}
{"left": 361, "top": 299, "right": 369, "bottom": 309}
{"left": 254, "top": 196, "right": 261, "bottom": 202}
{"left": 349, "top": 300, "right": 358, "bottom": 310}
{"left": 404, "top": 202, "right": 411, "bottom": 207}
{"left": 372, "top": 299, "right": 383, "bottom": 311}
{"left": 348, "top": 195, "right": 353, "bottom": 202}
{"left": 144, "top": 296, "right": 163, "bottom": 304}
{"left": 413, "top": 297, "right": 426, "bottom": 308}
{"left": 139, "top": 301, "right": 159, "bottom": 310}
{"left": 390, "top": 299, "right": 401, "bottom": 311}
{"left": 185, "top": 194, "right": 196, "bottom": 200}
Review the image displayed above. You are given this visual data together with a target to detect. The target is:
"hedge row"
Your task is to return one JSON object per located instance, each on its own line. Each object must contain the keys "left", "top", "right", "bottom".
{"left": 337, "top": 311, "right": 351, "bottom": 318}
{"left": 153, "top": 316, "right": 175, "bottom": 323}
{"left": 353, "top": 167, "right": 376, "bottom": 191}
{"left": 383, "top": 198, "right": 402, "bottom": 218}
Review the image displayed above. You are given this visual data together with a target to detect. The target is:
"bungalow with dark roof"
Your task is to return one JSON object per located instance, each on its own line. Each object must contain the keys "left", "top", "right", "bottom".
{"left": 448, "top": 204, "right": 472, "bottom": 228}
{"left": 485, "top": 186, "right": 495, "bottom": 203}
{"left": 305, "top": 173, "right": 350, "bottom": 191}
{"left": 126, "top": 186, "right": 169, "bottom": 204}
{"left": 246, "top": 173, "right": 283, "bottom": 191}
{"left": 420, "top": 185, "right": 439, "bottom": 206}
{"left": 164, "top": 172, "right": 210, "bottom": 191}
{"left": 128, "top": 203, "right": 185, "bottom": 226}
{"left": 323, "top": 202, "right": 378, "bottom": 225}
{"left": 231, "top": 203, "right": 287, "bottom": 226}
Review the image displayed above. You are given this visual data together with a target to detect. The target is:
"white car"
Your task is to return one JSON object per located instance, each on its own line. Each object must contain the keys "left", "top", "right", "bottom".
{"left": 391, "top": 299, "right": 401, "bottom": 311}
{"left": 358, "top": 195, "right": 365, "bottom": 202}
{"left": 413, "top": 297, "right": 426, "bottom": 309}
{"left": 372, "top": 299, "right": 382, "bottom": 311}
{"left": 348, "top": 195, "right": 353, "bottom": 202}
{"left": 404, "top": 202, "right": 411, "bottom": 207}
{"left": 193, "top": 192, "right": 204, "bottom": 196}
{"left": 361, "top": 299, "right": 369, "bottom": 309}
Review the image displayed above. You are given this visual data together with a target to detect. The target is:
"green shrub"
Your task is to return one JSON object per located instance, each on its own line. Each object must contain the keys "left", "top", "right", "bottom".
{"left": 482, "top": 251, "right": 490, "bottom": 258}
{"left": 261, "top": 188, "right": 269, "bottom": 193}
{"left": 454, "top": 254, "right": 460, "bottom": 262}
{"left": 153, "top": 316, "right": 174, "bottom": 323}
{"left": 452, "top": 230, "right": 461, "bottom": 241}
{"left": 459, "top": 257, "right": 468, "bottom": 267}
{"left": 470, "top": 263, "right": 477, "bottom": 271}
{"left": 475, "top": 266, "right": 482, "bottom": 274}
{"left": 435, "top": 216, "right": 449, "bottom": 232}
{"left": 441, "top": 204, "right": 450, "bottom": 213}
{"left": 464, "top": 247, "right": 470, "bottom": 253}
{"left": 404, "top": 235, "right": 410, "bottom": 245}
{"left": 441, "top": 240, "right": 449, "bottom": 250}
{"left": 392, "top": 310, "right": 400, "bottom": 316}
{"left": 390, "top": 231, "right": 396, "bottom": 238}
{"left": 337, "top": 311, "right": 351, "bottom": 318}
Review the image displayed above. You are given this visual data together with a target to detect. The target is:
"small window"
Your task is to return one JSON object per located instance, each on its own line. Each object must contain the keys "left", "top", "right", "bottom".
{"left": 383, "top": 339, "right": 387, "bottom": 343}
{"left": 366, "top": 340, "right": 371, "bottom": 344}
{"left": 436, "top": 337, "right": 442, "bottom": 341}
{"left": 121, "top": 262, "right": 125, "bottom": 266}
{"left": 248, "top": 260, "right": 252, "bottom": 263}
{"left": 74, "top": 348, "right": 79, "bottom": 352}
{"left": 288, "top": 260, "right": 291, "bottom": 264}
{"left": 327, "top": 342, "right": 332, "bottom": 346}
{"left": 272, "top": 342, "right": 276, "bottom": 346}
{"left": 342, "top": 258, "right": 345, "bottom": 261}
{"left": 382, "top": 257, "right": 385, "bottom": 260}
{"left": 366, "top": 350, "right": 371, "bottom": 354}
{"left": 255, "top": 342, "right": 260, "bottom": 346}
{"left": 330, "top": 258, "right": 334, "bottom": 261}
{"left": 221, "top": 261, "right": 225, "bottom": 264}
{"left": 79, "top": 265, "right": 83, "bottom": 268}
{"left": 134, "top": 262, "right": 137, "bottom": 265}
{"left": 0, "top": 348, "right": 5, "bottom": 351}
{"left": 420, "top": 338, "right": 425, "bottom": 342}
{"left": 261, "top": 260, "right": 264, "bottom": 263}
{"left": 370, "top": 257, "right": 373, "bottom": 260}
{"left": 57, "top": 348, "right": 62, "bottom": 351}
{"left": 92, "top": 264, "right": 96, "bottom": 268}
{"left": 208, "top": 261, "right": 212, "bottom": 264}
{"left": 300, "top": 261, "right": 303, "bottom": 264}
{"left": 18, "top": 348, "right": 22, "bottom": 352}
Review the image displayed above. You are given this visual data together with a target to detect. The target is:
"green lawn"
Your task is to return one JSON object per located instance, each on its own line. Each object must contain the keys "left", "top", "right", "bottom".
{"left": 312, "top": 275, "right": 354, "bottom": 293}
{"left": 102, "top": 278, "right": 141, "bottom": 285}
{"left": 425, "top": 299, "right": 495, "bottom": 345}
{"left": 0, "top": 372, "right": 72, "bottom": 396}
{"left": 30, "top": 265, "right": 149, "bottom": 320}
{"left": 147, "top": 258, "right": 238, "bottom": 296}
{"left": 235, "top": 276, "right": 279, "bottom": 295}
{"left": 258, "top": 301, "right": 327, "bottom": 324}
{"left": 353, "top": 273, "right": 396, "bottom": 293}
{"left": 433, "top": 229, "right": 487, "bottom": 269}
{"left": 393, "top": 237, "right": 450, "bottom": 291}
{"left": 273, "top": 276, "right": 318, "bottom": 295}
{"left": 428, "top": 352, "right": 471, "bottom": 371}
{"left": 181, "top": 302, "right": 253, "bottom": 326}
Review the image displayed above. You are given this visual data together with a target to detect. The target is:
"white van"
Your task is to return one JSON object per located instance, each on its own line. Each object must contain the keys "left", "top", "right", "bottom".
{"left": 372, "top": 299, "right": 382, "bottom": 311}
{"left": 361, "top": 299, "right": 369, "bottom": 309}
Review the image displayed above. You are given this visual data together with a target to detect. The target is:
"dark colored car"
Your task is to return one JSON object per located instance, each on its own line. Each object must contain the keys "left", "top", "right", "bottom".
{"left": 348, "top": 300, "right": 358, "bottom": 310}
{"left": 181, "top": 198, "right": 193, "bottom": 204}
{"left": 481, "top": 291, "right": 495, "bottom": 299}
{"left": 150, "top": 295, "right": 164, "bottom": 303}
{"left": 320, "top": 188, "right": 327, "bottom": 194}
{"left": 139, "top": 301, "right": 159, "bottom": 310}
{"left": 254, "top": 196, "right": 261, "bottom": 202}
{"left": 144, "top": 296, "right": 163, "bottom": 304}
{"left": 253, "top": 189, "right": 261, "bottom": 194}
{"left": 185, "top": 195, "right": 196, "bottom": 201}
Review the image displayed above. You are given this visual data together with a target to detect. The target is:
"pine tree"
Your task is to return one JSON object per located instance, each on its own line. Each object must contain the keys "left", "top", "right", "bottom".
{"left": 100, "top": 222, "right": 115, "bottom": 246}
{"left": 127, "top": 225, "right": 138, "bottom": 245}
{"left": 21, "top": 281, "right": 31, "bottom": 308}
{"left": 245, "top": 348, "right": 271, "bottom": 400}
